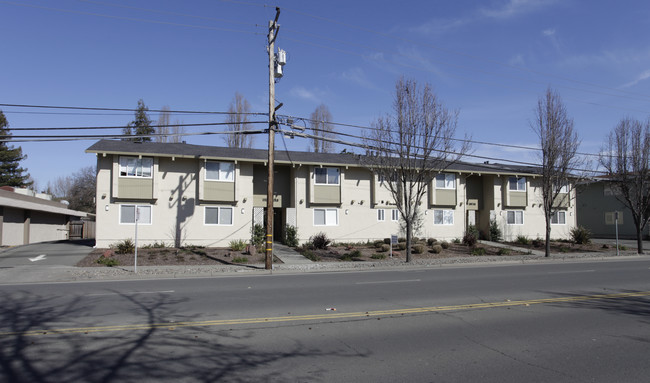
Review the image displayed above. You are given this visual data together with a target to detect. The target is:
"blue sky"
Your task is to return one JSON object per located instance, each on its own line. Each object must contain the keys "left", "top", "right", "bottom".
{"left": 2, "top": 0, "right": 650, "bottom": 191}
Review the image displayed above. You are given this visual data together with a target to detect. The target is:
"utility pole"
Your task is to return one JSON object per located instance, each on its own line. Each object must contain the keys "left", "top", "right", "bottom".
{"left": 266, "top": 7, "right": 280, "bottom": 270}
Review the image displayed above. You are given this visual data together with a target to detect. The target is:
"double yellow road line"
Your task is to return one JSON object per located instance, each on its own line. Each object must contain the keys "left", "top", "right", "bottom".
{"left": 3, "top": 291, "right": 649, "bottom": 337}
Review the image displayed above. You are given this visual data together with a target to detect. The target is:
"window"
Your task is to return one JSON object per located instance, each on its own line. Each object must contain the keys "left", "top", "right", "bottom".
{"left": 508, "top": 177, "right": 526, "bottom": 191}
{"left": 120, "top": 205, "right": 152, "bottom": 224}
{"left": 506, "top": 210, "right": 524, "bottom": 225}
{"left": 391, "top": 209, "right": 399, "bottom": 222}
{"left": 551, "top": 211, "right": 566, "bottom": 225}
{"left": 204, "top": 206, "right": 233, "bottom": 225}
{"left": 314, "top": 167, "right": 340, "bottom": 185}
{"left": 314, "top": 208, "right": 338, "bottom": 226}
{"left": 119, "top": 156, "right": 153, "bottom": 178}
{"left": 435, "top": 174, "right": 456, "bottom": 189}
{"left": 377, "top": 209, "right": 385, "bottom": 221}
{"left": 205, "top": 161, "right": 234, "bottom": 181}
{"left": 555, "top": 183, "right": 569, "bottom": 193}
{"left": 433, "top": 210, "right": 454, "bottom": 225}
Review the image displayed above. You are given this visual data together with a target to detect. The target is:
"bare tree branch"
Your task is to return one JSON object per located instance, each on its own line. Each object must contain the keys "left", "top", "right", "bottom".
{"left": 224, "top": 92, "right": 254, "bottom": 149}
{"left": 309, "top": 104, "right": 334, "bottom": 153}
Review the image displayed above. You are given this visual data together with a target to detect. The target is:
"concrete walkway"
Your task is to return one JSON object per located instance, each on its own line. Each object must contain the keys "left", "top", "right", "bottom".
{"left": 479, "top": 240, "right": 546, "bottom": 256}
{"left": 273, "top": 242, "right": 313, "bottom": 264}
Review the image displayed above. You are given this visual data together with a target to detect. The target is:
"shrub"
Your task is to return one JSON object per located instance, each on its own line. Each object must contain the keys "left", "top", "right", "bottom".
{"left": 471, "top": 247, "right": 486, "bottom": 256}
{"left": 570, "top": 226, "right": 591, "bottom": 245}
{"left": 380, "top": 244, "right": 390, "bottom": 252}
{"left": 602, "top": 244, "right": 609, "bottom": 249}
{"left": 302, "top": 250, "right": 321, "bottom": 261}
{"left": 283, "top": 225, "right": 299, "bottom": 247}
{"left": 349, "top": 249, "right": 362, "bottom": 258}
{"left": 516, "top": 235, "right": 530, "bottom": 245}
{"left": 497, "top": 248, "right": 511, "bottom": 255}
{"left": 310, "top": 232, "right": 331, "bottom": 249}
{"left": 398, "top": 242, "right": 407, "bottom": 251}
{"left": 488, "top": 219, "right": 502, "bottom": 242}
{"left": 427, "top": 238, "right": 437, "bottom": 246}
{"left": 431, "top": 244, "right": 443, "bottom": 254}
{"left": 374, "top": 240, "right": 384, "bottom": 249}
{"left": 97, "top": 257, "right": 119, "bottom": 267}
{"left": 371, "top": 253, "right": 386, "bottom": 260}
{"left": 229, "top": 239, "right": 247, "bottom": 251}
{"left": 463, "top": 225, "right": 479, "bottom": 247}
{"left": 142, "top": 241, "right": 168, "bottom": 249}
{"left": 383, "top": 238, "right": 391, "bottom": 244}
{"left": 112, "top": 239, "right": 135, "bottom": 254}
{"left": 251, "top": 224, "right": 265, "bottom": 249}
{"left": 441, "top": 241, "right": 450, "bottom": 249}
{"left": 532, "top": 238, "right": 544, "bottom": 248}
{"left": 413, "top": 244, "right": 425, "bottom": 254}
{"left": 232, "top": 256, "right": 248, "bottom": 264}
{"left": 452, "top": 238, "right": 461, "bottom": 244}
{"left": 398, "top": 237, "right": 406, "bottom": 243}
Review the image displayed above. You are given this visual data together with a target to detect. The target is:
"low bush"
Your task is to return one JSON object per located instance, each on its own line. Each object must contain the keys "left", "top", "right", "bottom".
{"left": 398, "top": 237, "right": 406, "bottom": 243}
{"left": 452, "top": 238, "right": 461, "bottom": 244}
{"left": 440, "top": 241, "right": 450, "bottom": 249}
{"left": 374, "top": 240, "right": 384, "bottom": 248}
{"left": 251, "top": 223, "right": 265, "bottom": 249}
{"left": 532, "top": 238, "right": 544, "bottom": 248}
{"left": 349, "top": 249, "right": 362, "bottom": 258}
{"left": 380, "top": 244, "right": 391, "bottom": 253}
{"left": 232, "top": 256, "right": 248, "bottom": 264}
{"left": 229, "top": 239, "right": 247, "bottom": 251}
{"left": 427, "top": 238, "right": 437, "bottom": 246}
{"left": 488, "top": 219, "right": 502, "bottom": 242}
{"left": 284, "top": 225, "right": 299, "bottom": 247}
{"left": 97, "top": 257, "right": 119, "bottom": 267}
{"left": 398, "top": 242, "right": 407, "bottom": 251}
{"left": 302, "top": 250, "right": 321, "bottom": 261}
{"left": 516, "top": 235, "right": 530, "bottom": 245}
{"left": 463, "top": 227, "right": 478, "bottom": 247}
{"left": 383, "top": 238, "right": 391, "bottom": 244}
{"left": 471, "top": 247, "right": 486, "bottom": 256}
{"left": 142, "top": 241, "right": 168, "bottom": 249}
{"left": 371, "top": 253, "right": 386, "bottom": 260}
{"left": 431, "top": 244, "right": 443, "bottom": 254}
{"left": 497, "top": 248, "right": 511, "bottom": 256}
{"left": 112, "top": 239, "right": 135, "bottom": 254}
{"left": 412, "top": 244, "right": 425, "bottom": 254}
{"left": 310, "top": 232, "right": 331, "bottom": 249}
{"left": 570, "top": 226, "right": 591, "bottom": 244}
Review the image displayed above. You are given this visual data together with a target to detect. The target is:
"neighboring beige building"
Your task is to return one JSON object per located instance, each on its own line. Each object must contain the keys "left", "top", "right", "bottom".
{"left": 87, "top": 140, "right": 577, "bottom": 248}
{"left": 0, "top": 187, "right": 88, "bottom": 246}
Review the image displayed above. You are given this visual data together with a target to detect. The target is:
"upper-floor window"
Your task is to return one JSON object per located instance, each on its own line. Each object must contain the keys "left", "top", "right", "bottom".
{"left": 315, "top": 167, "right": 340, "bottom": 185}
{"left": 435, "top": 174, "right": 456, "bottom": 189}
{"left": 206, "top": 161, "right": 234, "bottom": 182}
{"left": 555, "top": 183, "right": 569, "bottom": 193}
{"left": 508, "top": 177, "right": 526, "bottom": 192}
{"left": 119, "top": 156, "right": 153, "bottom": 178}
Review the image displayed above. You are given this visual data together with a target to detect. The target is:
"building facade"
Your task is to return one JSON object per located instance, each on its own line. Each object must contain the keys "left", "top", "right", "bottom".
{"left": 87, "top": 140, "right": 576, "bottom": 248}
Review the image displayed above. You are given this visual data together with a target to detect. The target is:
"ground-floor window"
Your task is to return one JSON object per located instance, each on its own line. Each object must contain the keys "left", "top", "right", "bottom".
{"left": 314, "top": 208, "right": 338, "bottom": 226}
{"left": 205, "top": 206, "right": 233, "bottom": 225}
{"left": 506, "top": 210, "right": 524, "bottom": 225}
{"left": 119, "top": 205, "right": 152, "bottom": 224}
{"left": 391, "top": 209, "right": 399, "bottom": 221}
{"left": 377, "top": 209, "right": 385, "bottom": 221}
{"left": 433, "top": 209, "right": 454, "bottom": 225}
{"left": 551, "top": 210, "right": 566, "bottom": 225}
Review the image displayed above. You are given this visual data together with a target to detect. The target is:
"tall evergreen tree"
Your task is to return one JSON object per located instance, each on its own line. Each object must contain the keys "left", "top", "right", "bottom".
{"left": 0, "top": 110, "right": 31, "bottom": 187}
{"left": 122, "top": 99, "right": 154, "bottom": 142}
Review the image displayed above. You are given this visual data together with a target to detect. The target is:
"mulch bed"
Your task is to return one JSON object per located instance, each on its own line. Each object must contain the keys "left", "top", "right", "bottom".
{"left": 77, "top": 247, "right": 268, "bottom": 267}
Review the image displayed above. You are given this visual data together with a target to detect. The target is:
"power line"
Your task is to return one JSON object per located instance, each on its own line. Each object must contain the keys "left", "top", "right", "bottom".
{"left": 0, "top": 129, "right": 267, "bottom": 143}
{"left": 6, "top": 121, "right": 267, "bottom": 131}
{"left": 0, "top": 103, "right": 267, "bottom": 116}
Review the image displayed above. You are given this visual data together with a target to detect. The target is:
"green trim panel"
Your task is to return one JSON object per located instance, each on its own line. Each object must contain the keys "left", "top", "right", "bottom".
{"left": 203, "top": 181, "right": 235, "bottom": 202}
{"left": 118, "top": 178, "right": 153, "bottom": 199}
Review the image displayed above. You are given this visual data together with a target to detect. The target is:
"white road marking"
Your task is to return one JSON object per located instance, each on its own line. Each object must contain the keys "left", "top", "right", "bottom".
{"left": 546, "top": 270, "right": 595, "bottom": 274}
{"left": 356, "top": 279, "right": 421, "bottom": 285}
{"left": 29, "top": 254, "right": 47, "bottom": 262}
{"left": 86, "top": 290, "right": 175, "bottom": 297}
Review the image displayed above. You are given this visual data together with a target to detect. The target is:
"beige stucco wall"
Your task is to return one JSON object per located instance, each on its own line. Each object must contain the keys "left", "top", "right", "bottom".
{"left": 2, "top": 207, "right": 25, "bottom": 246}
{"left": 29, "top": 211, "right": 68, "bottom": 243}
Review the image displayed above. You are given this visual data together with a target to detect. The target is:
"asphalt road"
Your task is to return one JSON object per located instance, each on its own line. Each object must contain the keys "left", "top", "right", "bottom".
{"left": 1, "top": 258, "right": 649, "bottom": 382}
{"left": 0, "top": 239, "right": 94, "bottom": 267}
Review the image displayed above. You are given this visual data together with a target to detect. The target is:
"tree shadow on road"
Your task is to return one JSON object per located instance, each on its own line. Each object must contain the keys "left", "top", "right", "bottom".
{"left": 540, "top": 289, "right": 650, "bottom": 324}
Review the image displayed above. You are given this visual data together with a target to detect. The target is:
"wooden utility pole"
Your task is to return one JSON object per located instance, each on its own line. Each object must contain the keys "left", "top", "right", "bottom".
{"left": 266, "top": 8, "right": 280, "bottom": 270}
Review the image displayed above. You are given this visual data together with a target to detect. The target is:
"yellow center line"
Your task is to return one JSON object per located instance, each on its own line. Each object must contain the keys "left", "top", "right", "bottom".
{"left": 3, "top": 291, "right": 649, "bottom": 337}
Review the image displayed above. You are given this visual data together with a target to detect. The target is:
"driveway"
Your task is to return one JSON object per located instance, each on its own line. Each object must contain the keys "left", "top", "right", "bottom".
{"left": 592, "top": 237, "right": 650, "bottom": 251}
{"left": 0, "top": 239, "right": 95, "bottom": 267}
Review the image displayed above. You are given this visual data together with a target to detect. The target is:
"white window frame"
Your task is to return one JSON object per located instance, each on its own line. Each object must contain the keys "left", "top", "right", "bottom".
{"left": 435, "top": 173, "right": 456, "bottom": 189}
{"left": 119, "top": 204, "right": 152, "bottom": 225}
{"left": 508, "top": 177, "right": 526, "bottom": 192}
{"left": 119, "top": 156, "right": 153, "bottom": 178}
{"left": 506, "top": 210, "right": 524, "bottom": 225}
{"left": 377, "top": 209, "right": 385, "bottom": 222}
{"left": 551, "top": 211, "right": 566, "bottom": 225}
{"left": 204, "top": 206, "right": 234, "bottom": 226}
{"left": 314, "top": 208, "right": 338, "bottom": 226}
{"left": 205, "top": 161, "right": 234, "bottom": 182}
{"left": 433, "top": 209, "right": 454, "bottom": 225}
{"left": 314, "top": 167, "right": 340, "bottom": 185}
{"left": 555, "top": 183, "right": 569, "bottom": 194}
{"left": 391, "top": 209, "right": 399, "bottom": 222}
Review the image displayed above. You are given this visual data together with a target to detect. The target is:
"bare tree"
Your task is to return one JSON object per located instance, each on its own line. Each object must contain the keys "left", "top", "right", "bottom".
{"left": 309, "top": 104, "right": 334, "bottom": 153}
{"left": 362, "top": 77, "right": 470, "bottom": 262}
{"left": 531, "top": 88, "right": 585, "bottom": 257}
{"left": 47, "top": 166, "right": 96, "bottom": 213}
{"left": 169, "top": 119, "right": 186, "bottom": 143}
{"left": 224, "top": 92, "right": 254, "bottom": 148}
{"left": 154, "top": 106, "right": 171, "bottom": 143}
{"left": 599, "top": 117, "right": 650, "bottom": 254}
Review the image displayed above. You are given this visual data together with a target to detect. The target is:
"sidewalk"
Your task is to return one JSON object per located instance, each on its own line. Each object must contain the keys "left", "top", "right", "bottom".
{"left": 0, "top": 246, "right": 647, "bottom": 285}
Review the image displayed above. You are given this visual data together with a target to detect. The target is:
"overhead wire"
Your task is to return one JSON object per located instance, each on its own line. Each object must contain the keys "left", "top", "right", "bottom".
{"left": 0, "top": 103, "right": 267, "bottom": 116}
